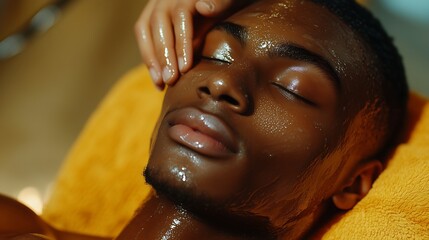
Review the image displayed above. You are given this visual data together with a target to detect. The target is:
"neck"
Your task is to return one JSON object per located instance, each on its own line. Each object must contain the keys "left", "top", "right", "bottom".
{"left": 117, "top": 193, "right": 258, "bottom": 240}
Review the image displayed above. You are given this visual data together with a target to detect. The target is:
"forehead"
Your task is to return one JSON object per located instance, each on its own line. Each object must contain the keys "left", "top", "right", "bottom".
{"left": 229, "top": 0, "right": 357, "bottom": 52}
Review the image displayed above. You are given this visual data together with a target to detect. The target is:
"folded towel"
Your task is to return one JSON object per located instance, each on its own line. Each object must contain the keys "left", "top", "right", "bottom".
{"left": 42, "top": 66, "right": 429, "bottom": 238}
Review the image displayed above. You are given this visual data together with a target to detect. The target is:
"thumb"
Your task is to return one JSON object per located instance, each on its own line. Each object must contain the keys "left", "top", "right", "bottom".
{"left": 195, "top": 0, "right": 234, "bottom": 17}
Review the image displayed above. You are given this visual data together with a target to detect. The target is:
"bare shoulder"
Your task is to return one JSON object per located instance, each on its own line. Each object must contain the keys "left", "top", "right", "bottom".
{"left": 0, "top": 194, "right": 54, "bottom": 238}
{"left": 0, "top": 194, "right": 112, "bottom": 240}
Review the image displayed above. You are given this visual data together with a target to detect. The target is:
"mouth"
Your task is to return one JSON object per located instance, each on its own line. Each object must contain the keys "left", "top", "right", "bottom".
{"left": 167, "top": 107, "right": 238, "bottom": 158}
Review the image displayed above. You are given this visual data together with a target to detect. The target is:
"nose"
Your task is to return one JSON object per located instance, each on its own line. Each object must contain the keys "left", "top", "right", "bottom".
{"left": 197, "top": 72, "right": 251, "bottom": 114}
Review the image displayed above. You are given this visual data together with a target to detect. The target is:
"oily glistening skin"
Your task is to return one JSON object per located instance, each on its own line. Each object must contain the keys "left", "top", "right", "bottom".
{"left": 134, "top": 0, "right": 408, "bottom": 239}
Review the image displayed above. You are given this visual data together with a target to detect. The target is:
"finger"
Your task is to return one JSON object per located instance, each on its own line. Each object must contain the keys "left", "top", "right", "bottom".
{"left": 173, "top": 8, "right": 193, "bottom": 76}
{"left": 135, "top": 23, "right": 165, "bottom": 89}
{"left": 135, "top": 0, "right": 164, "bottom": 89}
{"left": 192, "top": 15, "right": 220, "bottom": 53}
{"left": 151, "top": 11, "right": 179, "bottom": 85}
{"left": 195, "top": 0, "right": 234, "bottom": 16}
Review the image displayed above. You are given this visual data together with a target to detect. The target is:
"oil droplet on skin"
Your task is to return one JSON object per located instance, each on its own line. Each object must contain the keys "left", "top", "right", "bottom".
{"left": 164, "top": 48, "right": 171, "bottom": 67}
{"left": 214, "top": 79, "right": 225, "bottom": 89}
{"left": 189, "top": 153, "right": 202, "bottom": 166}
{"left": 158, "top": 206, "right": 189, "bottom": 240}
{"left": 158, "top": 25, "right": 172, "bottom": 67}
{"left": 179, "top": 12, "right": 186, "bottom": 38}
{"left": 257, "top": 40, "right": 274, "bottom": 55}
{"left": 288, "top": 79, "right": 299, "bottom": 91}
{"left": 213, "top": 42, "right": 234, "bottom": 63}
{"left": 259, "top": 41, "right": 270, "bottom": 49}
{"left": 171, "top": 166, "right": 188, "bottom": 182}
{"left": 178, "top": 12, "right": 188, "bottom": 62}
{"left": 275, "top": 66, "right": 305, "bottom": 92}
{"left": 253, "top": 1, "right": 295, "bottom": 20}
{"left": 161, "top": 217, "right": 183, "bottom": 240}
{"left": 277, "top": 2, "right": 290, "bottom": 9}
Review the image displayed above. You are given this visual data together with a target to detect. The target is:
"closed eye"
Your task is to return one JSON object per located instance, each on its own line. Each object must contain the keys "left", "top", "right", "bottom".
{"left": 201, "top": 56, "right": 231, "bottom": 65}
{"left": 271, "top": 82, "right": 317, "bottom": 106}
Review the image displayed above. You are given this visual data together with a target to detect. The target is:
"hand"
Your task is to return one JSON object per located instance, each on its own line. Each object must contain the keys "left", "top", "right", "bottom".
{"left": 135, "top": 0, "right": 250, "bottom": 90}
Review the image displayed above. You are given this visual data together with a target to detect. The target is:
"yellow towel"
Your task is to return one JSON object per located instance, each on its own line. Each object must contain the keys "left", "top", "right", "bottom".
{"left": 42, "top": 66, "right": 429, "bottom": 238}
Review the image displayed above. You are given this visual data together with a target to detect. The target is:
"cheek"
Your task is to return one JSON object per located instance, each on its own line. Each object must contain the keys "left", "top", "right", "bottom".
{"left": 247, "top": 95, "right": 328, "bottom": 174}
{"left": 236, "top": 94, "right": 331, "bottom": 207}
{"left": 231, "top": 98, "right": 334, "bottom": 228}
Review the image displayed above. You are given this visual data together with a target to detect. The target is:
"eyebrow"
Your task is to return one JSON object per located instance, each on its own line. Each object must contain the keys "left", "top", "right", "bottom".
{"left": 213, "top": 21, "right": 248, "bottom": 46}
{"left": 213, "top": 21, "right": 341, "bottom": 90}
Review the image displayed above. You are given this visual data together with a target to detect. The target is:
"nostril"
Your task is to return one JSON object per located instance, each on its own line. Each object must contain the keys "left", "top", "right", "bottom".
{"left": 198, "top": 86, "right": 211, "bottom": 95}
{"left": 219, "top": 94, "right": 239, "bottom": 106}
{"left": 198, "top": 86, "right": 240, "bottom": 107}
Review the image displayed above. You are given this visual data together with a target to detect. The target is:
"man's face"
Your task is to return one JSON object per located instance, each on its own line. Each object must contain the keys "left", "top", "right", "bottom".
{"left": 146, "top": 0, "right": 372, "bottom": 236}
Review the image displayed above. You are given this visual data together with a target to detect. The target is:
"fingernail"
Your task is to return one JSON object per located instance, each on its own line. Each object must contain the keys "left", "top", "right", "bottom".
{"left": 178, "top": 56, "right": 185, "bottom": 72}
{"left": 156, "top": 82, "right": 165, "bottom": 91}
{"left": 149, "top": 67, "right": 160, "bottom": 82}
{"left": 162, "top": 66, "right": 173, "bottom": 83}
{"left": 197, "top": 0, "right": 214, "bottom": 12}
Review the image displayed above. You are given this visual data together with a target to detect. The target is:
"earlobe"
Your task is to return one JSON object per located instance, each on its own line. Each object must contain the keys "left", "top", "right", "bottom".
{"left": 332, "top": 160, "right": 383, "bottom": 210}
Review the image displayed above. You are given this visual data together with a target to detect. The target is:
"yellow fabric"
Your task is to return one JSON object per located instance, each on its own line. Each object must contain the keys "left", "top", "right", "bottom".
{"left": 321, "top": 93, "right": 429, "bottom": 239}
{"left": 42, "top": 66, "right": 162, "bottom": 236}
{"left": 42, "top": 66, "right": 429, "bottom": 238}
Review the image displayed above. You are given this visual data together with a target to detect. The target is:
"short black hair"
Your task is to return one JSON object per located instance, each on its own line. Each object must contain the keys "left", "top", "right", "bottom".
{"left": 310, "top": 0, "right": 408, "bottom": 154}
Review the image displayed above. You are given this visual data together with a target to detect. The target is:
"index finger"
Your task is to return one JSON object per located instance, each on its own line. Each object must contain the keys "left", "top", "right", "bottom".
{"left": 174, "top": 8, "right": 194, "bottom": 75}
{"left": 135, "top": 0, "right": 164, "bottom": 89}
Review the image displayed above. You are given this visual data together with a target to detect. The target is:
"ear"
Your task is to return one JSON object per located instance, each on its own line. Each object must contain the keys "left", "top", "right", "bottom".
{"left": 332, "top": 160, "right": 382, "bottom": 210}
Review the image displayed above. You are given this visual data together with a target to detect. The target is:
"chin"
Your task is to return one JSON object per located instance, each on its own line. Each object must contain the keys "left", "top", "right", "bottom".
{"left": 144, "top": 164, "right": 206, "bottom": 206}
{"left": 144, "top": 166, "right": 276, "bottom": 238}
{"left": 143, "top": 164, "right": 231, "bottom": 223}
{"left": 147, "top": 119, "right": 250, "bottom": 200}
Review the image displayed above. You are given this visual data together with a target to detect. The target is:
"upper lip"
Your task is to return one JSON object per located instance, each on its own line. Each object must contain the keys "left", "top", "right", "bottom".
{"left": 167, "top": 107, "right": 238, "bottom": 153}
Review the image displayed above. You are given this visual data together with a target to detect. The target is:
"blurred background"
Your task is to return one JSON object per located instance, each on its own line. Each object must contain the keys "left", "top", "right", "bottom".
{"left": 0, "top": 0, "right": 148, "bottom": 213}
{"left": 0, "top": 0, "right": 428, "bottom": 214}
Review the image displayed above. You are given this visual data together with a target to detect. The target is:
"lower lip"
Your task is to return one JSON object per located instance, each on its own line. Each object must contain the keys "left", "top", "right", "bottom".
{"left": 168, "top": 124, "right": 231, "bottom": 158}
